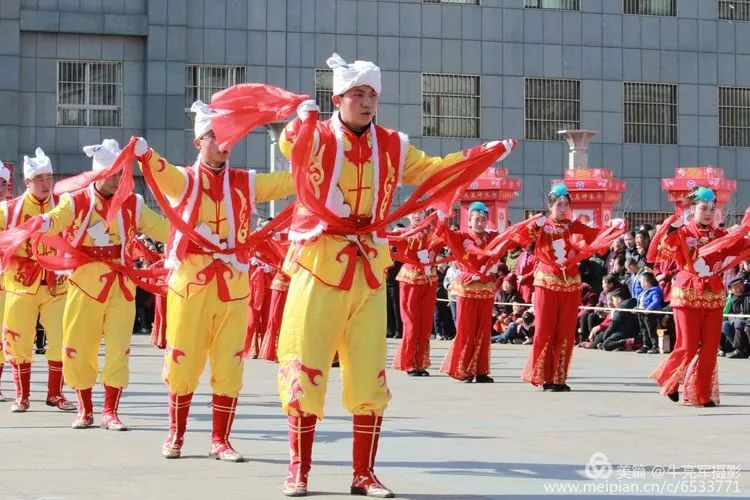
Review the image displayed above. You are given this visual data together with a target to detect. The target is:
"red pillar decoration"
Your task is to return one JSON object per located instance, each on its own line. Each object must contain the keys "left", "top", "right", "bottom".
{"left": 553, "top": 130, "right": 626, "bottom": 229}
{"left": 457, "top": 168, "right": 521, "bottom": 231}
{"left": 662, "top": 167, "right": 736, "bottom": 224}
{"left": 553, "top": 168, "right": 627, "bottom": 228}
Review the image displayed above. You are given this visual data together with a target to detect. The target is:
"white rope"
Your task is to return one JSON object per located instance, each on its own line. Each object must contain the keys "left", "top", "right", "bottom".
{"left": 436, "top": 298, "right": 750, "bottom": 319}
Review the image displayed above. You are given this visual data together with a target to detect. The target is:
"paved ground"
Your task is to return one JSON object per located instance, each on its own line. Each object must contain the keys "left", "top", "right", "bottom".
{"left": 0, "top": 336, "right": 748, "bottom": 499}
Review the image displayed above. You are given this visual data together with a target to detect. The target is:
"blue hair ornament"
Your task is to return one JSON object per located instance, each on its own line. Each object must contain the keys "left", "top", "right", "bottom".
{"left": 549, "top": 184, "right": 569, "bottom": 197}
{"left": 692, "top": 186, "right": 716, "bottom": 204}
{"left": 469, "top": 201, "right": 488, "bottom": 214}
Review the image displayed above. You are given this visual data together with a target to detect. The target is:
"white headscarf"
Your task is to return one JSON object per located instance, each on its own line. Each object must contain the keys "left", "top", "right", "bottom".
{"left": 83, "top": 139, "right": 121, "bottom": 171}
{"left": 23, "top": 147, "right": 53, "bottom": 180}
{"left": 191, "top": 100, "right": 221, "bottom": 140}
{"left": 0, "top": 162, "right": 10, "bottom": 182}
{"left": 326, "top": 53, "right": 381, "bottom": 96}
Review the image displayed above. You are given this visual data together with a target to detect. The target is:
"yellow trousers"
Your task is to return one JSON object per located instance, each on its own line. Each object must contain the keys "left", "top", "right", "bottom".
{"left": 61, "top": 281, "right": 135, "bottom": 390}
{"left": 163, "top": 279, "right": 247, "bottom": 396}
{"left": 277, "top": 266, "right": 391, "bottom": 419}
{"left": 3, "top": 288, "right": 65, "bottom": 364}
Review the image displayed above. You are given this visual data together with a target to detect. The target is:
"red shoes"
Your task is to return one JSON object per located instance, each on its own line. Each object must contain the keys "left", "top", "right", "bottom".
{"left": 101, "top": 385, "right": 127, "bottom": 431}
{"left": 208, "top": 394, "right": 243, "bottom": 462}
{"left": 162, "top": 392, "right": 192, "bottom": 458}
{"left": 282, "top": 414, "right": 317, "bottom": 496}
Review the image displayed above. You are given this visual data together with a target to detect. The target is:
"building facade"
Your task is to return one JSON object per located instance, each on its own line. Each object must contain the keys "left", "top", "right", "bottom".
{"left": 2, "top": 0, "right": 750, "bottom": 221}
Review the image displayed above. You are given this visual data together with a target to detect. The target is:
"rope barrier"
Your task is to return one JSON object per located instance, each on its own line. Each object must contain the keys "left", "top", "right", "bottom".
{"left": 436, "top": 297, "right": 750, "bottom": 319}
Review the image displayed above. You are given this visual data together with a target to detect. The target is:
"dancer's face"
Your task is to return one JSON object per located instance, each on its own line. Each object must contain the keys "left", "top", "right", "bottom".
{"left": 549, "top": 197, "right": 570, "bottom": 221}
{"left": 25, "top": 173, "right": 53, "bottom": 200}
{"left": 194, "top": 131, "right": 230, "bottom": 168}
{"left": 333, "top": 85, "right": 378, "bottom": 130}
{"left": 468, "top": 211, "right": 487, "bottom": 234}
{"left": 692, "top": 201, "right": 716, "bottom": 226}
{"left": 407, "top": 210, "right": 426, "bottom": 226}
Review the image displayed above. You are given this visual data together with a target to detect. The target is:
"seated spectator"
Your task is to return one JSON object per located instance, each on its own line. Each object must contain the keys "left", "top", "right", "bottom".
{"left": 492, "top": 275, "right": 524, "bottom": 334}
{"left": 494, "top": 309, "right": 535, "bottom": 345}
{"left": 591, "top": 289, "right": 639, "bottom": 351}
{"left": 579, "top": 274, "right": 630, "bottom": 343}
{"left": 636, "top": 273, "right": 664, "bottom": 354}
{"left": 721, "top": 277, "right": 750, "bottom": 359}
{"left": 577, "top": 283, "right": 599, "bottom": 343}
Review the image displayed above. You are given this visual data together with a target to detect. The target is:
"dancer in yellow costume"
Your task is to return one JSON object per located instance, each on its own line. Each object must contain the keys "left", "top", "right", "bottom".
{"left": 276, "top": 53, "right": 516, "bottom": 497}
{"left": 0, "top": 162, "right": 11, "bottom": 402}
{"left": 1, "top": 148, "right": 74, "bottom": 413}
{"left": 134, "top": 100, "right": 294, "bottom": 462}
{"left": 36, "top": 139, "right": 169, "bottom": 430}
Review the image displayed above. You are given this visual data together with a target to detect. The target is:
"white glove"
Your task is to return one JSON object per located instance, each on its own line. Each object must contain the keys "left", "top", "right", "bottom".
{"left": 535, "top": 217, "right": 546, "bottom": 227}
{"left": 671, "top": 214, "right": 686, "bottom": 229}
{"left": 39, "top": 215, "right": 51, "bottom": 233}
{"left": 134, "top": 137, "right": 149, "bottom": 157}
{"left": 436, "top": 209, "right": 447, "bottom": 222}
{"left": 610, "top": 218, "right": 625, "bottom": 229}
{"left": 297, "top": 99, "right": 320, "bottom": 120}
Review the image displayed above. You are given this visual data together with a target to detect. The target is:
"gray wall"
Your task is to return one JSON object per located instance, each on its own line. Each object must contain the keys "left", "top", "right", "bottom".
{"left": 2, "top": 0, "right": 750, "bottom": 221}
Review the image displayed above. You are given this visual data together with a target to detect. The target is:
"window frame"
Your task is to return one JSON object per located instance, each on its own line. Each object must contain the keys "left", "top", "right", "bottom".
{"left": 523, "top": 77, "right": 581, "bottom": 142}
{"left": 56, "top": 59, "right": 123, "bottom": 128}
{"left": 622, "top": 81, "right": 678, "bottom": 145}
{"left": 421, "top": 72, "right": 482, "bottom": 139}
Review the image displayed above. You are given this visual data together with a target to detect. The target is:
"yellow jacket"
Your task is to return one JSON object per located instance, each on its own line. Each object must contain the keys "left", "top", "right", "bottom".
{"left": 138, "top": 150, "right": 295, "bottom": 301}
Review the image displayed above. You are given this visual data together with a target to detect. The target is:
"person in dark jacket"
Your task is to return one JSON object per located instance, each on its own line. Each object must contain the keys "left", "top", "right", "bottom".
{"left": 592, "top": 289, "right": 639, "bottom": 351}
{"left": 723, "top": 277, "right": 750, "bottom": 359}
{"left": 636, "top": 272, "right": 664, "bottom": 353}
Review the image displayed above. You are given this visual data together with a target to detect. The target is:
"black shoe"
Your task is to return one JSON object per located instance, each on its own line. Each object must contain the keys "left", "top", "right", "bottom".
{"left": 636, "top": 346, "right": 649, "bottom": 354}
{"left": 407, "top": 370, "right": 420, "bottom": 376}
{"left": 728, "top": 350, "right": 750, "bottom": 359}
{"left": 462, "top": 376, "right": 474, "bottom": 383}
{"left": 549, "top": 384, "right": 565, "bottom": 392}
{"left": 558, "top": 383, "right": 571, "bottom": 392}
{"left": 475, "top": 375, "right": 494, "bottom": 383}
{"left": 419, "top": 370, "right": 430, "bottom": 377}
{"left": 647, "top": 348, "right": 660, "bottom": 354}
{"left": 542, "top": 383, "right": 555, "bottom": 391}
{"left": 702, "top": 401, "right": 717, "bottom": 407}
{"left": 667, "top": 391, "right": 679, "bottom": 402}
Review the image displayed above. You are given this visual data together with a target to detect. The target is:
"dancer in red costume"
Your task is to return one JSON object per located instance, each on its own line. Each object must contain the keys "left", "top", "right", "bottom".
{"left": 649, "top": 187, "right": 750, "bottom": 407}
{"left": 258, "top": 237, "right": 291, "bottom": 363}
{"left": 439, "top": 202, "right": 500, "bottom": 383}
{"left": 389, "top": 210, "right": 443, "bottom": 376}
{"left": 501, "top": 184, "right": 626, "bottom": 391}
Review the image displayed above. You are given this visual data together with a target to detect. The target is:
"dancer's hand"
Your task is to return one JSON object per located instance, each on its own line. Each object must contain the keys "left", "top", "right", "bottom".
{"left": 134, "top": 137, "right": 149, "bottom": 157}
{"left": 297, "top": 100, "right": 319, "bottom": 120}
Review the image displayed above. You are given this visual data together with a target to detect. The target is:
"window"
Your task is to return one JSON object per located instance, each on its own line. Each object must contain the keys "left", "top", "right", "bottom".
{"left": 423, "top": 0, "right": 479, "bottom": 5}
{"left": 524, "top": 0, "right": 580, "bottom": 10}
{"left": 57, "top": 61, "right": 122, "bottom": 127}
{"left": 422, "top": 73, "right": 480, "bottom": 138}
{"left": 720, "top": 87, "right": 750, "bottom": 147}
{"left": 623, "top": 82, "right": 677, "bottom": 144}
{"left": 720, "top": 1, "right": 750, "bottom": 21}
{"left": 623, "top": 0, "right": 676, "bottom": 16}
{"left": 524, "top": 78, "right": 580, "bottom": 141}
{"left": 314, "top": 69, "right": 335, "bottom": 120}
{"left": 185, "top": 64, "right": 245, "bottom": 128}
